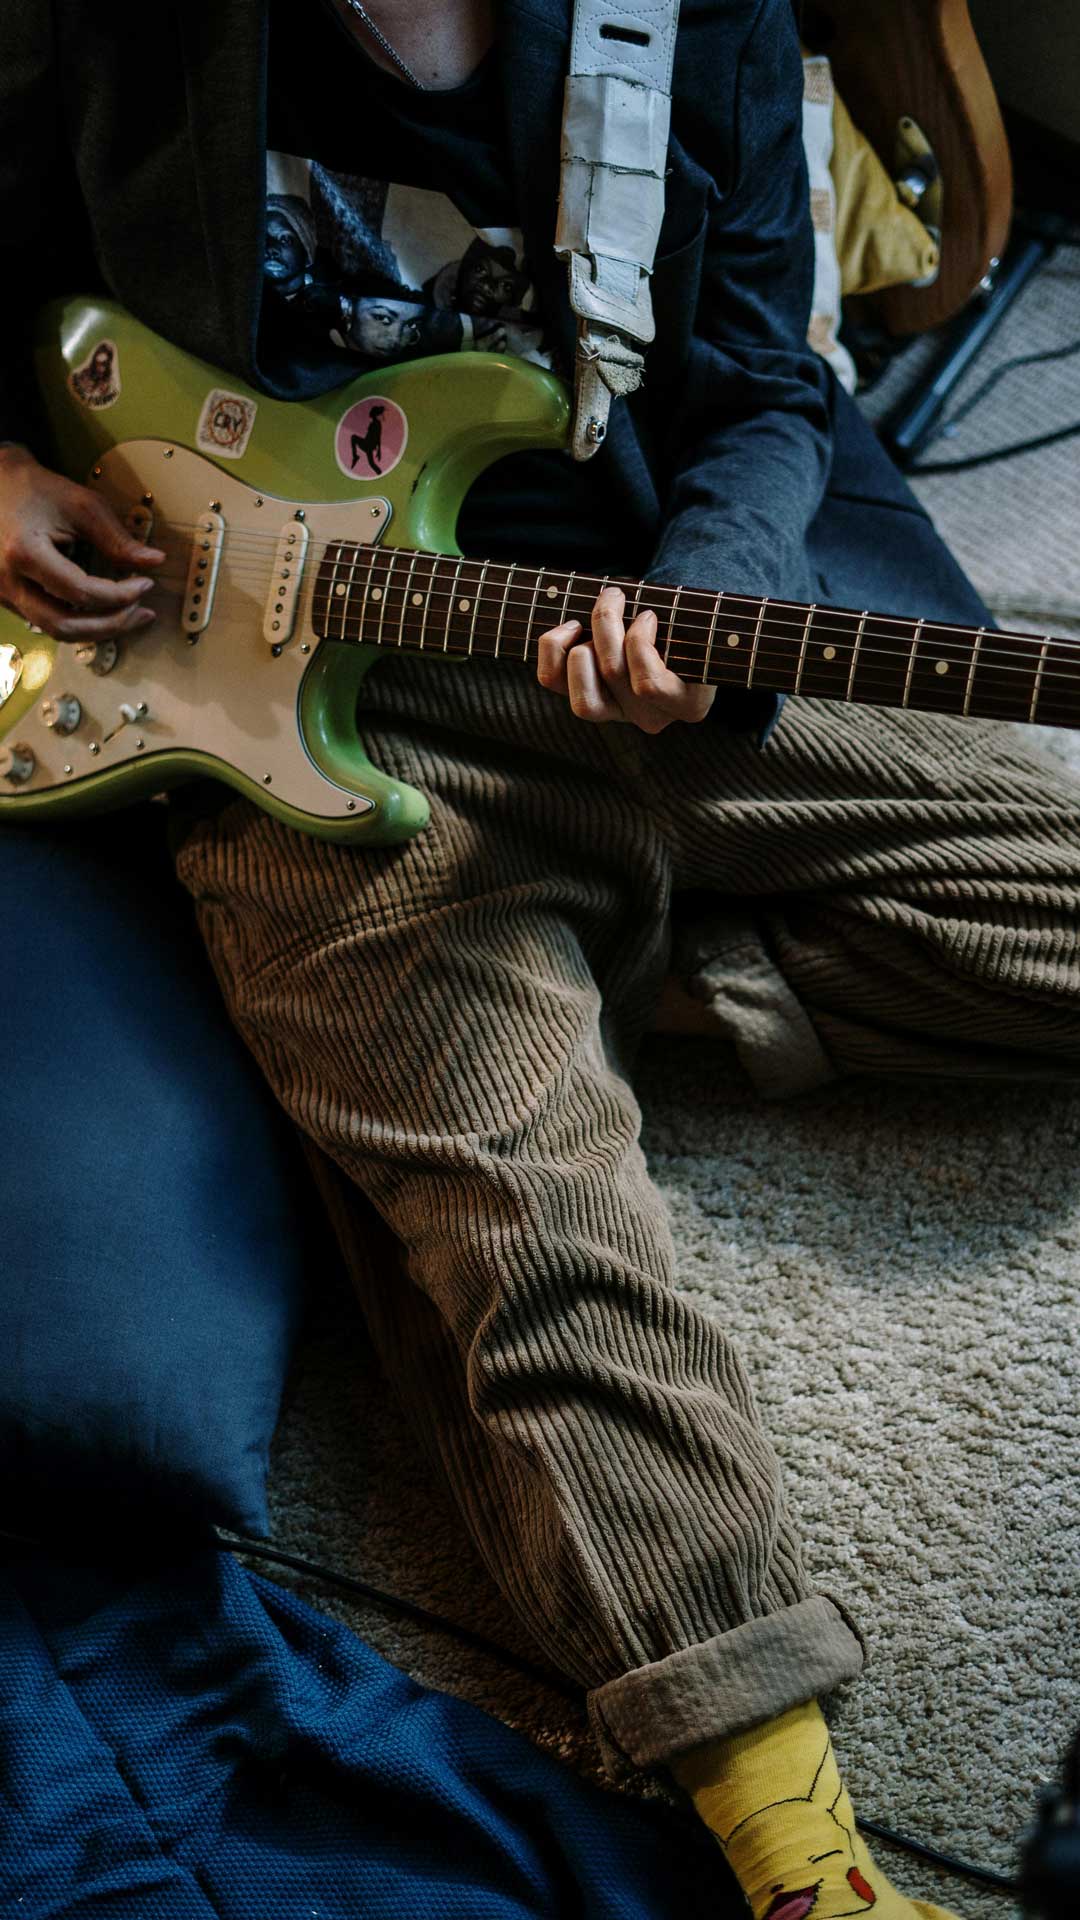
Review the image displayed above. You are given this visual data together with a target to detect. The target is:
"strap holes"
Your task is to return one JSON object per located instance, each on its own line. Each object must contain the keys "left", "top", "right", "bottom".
{"left": 600, "top": 23, "right": 652, "bottom": 45}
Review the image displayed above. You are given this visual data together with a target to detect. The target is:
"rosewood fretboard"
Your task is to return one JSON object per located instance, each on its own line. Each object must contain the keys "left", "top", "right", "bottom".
{"left": 311, "top": 543, "right": 1080, "bottom": 730}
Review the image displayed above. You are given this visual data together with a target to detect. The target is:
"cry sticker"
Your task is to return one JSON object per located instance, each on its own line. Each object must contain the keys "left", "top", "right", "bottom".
{"left": 196, "top": 389, "right": 258, "bottom": 460}
{"left": 68, "top": 339, "right": 121, "bottom": 410}
{"left": 334, "top": 395, "right": 408, "bottom": 481}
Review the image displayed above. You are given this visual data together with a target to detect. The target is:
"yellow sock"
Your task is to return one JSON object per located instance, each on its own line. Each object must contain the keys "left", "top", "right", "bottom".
{"left": 670, "top": 1699, "right": 959, "bottom": 1920}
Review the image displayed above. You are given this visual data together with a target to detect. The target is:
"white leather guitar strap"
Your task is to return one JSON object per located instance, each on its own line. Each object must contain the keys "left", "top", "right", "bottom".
{"left": 556, "top": 0, "right": 682, "bottom": 459}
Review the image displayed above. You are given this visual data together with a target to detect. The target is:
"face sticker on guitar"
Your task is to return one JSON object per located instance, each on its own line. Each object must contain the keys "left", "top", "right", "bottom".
{"left": 68, "top": 339, "right": 121, "bottom": 410}
{"left": 196, "top": 389, "right": 258, "bottom": 460}
{"left": 334, "top": 396, "right": 407, "bottom": 481}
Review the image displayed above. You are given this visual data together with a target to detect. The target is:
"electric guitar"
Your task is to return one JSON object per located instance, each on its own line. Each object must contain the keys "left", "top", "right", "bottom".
{"left": 1, "top": 298, "right": 1075, "bottom": 846}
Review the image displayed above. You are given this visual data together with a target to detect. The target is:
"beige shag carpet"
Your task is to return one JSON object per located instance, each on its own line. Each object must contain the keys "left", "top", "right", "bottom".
{"left": 248, "top": 242, "right": 1080, "bottom": 1920}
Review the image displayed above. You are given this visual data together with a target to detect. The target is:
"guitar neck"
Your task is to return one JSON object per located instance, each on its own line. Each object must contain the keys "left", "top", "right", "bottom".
{"left": 313, "top": 543, "right": 1080, "bottom": 730}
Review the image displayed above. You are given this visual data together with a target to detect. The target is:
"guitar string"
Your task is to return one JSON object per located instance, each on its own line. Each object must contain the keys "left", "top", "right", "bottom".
{"left": 59, "top": 538, "right": 1080, "bottom": 691}
{"left": 116, "top": 518, "right": 1074, "bottom": 657}
{"left": 37, "top": 600, "right": 1080, "bottom": 721}
{"left": 108, "top": 557, "right": 1080, "bottom": 686}
{"left": 90, "top": 581, "right": 1080, "bottom": 711}
{"left": 100, "top": 519, "right": 1080, "bottom": 655}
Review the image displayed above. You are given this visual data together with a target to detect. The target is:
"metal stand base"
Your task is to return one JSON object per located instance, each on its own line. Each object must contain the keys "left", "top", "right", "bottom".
{"left": 877, "top": 214, "right": 1070, "bottom": 469}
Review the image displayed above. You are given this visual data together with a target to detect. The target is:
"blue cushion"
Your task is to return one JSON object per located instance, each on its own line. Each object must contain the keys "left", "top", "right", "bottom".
{"left": 0, "top": 1544, "right": 737, "bottom": 1916}
{"left": 0, "top": 802, "right": 315, "bottom": 1538}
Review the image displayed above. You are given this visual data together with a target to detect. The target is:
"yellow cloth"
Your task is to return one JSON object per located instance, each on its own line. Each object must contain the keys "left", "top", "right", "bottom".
{"left": 830, "top": 89, "right": 939, "bottom": 297}
{"left": 670, "top": 1698, "right": 959, "bottom": 1920}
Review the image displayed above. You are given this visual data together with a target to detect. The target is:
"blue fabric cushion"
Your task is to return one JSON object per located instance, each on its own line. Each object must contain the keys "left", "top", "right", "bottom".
{"left": 0, "top": 1544, "right": 738, "bottom": 1916}
{"left": 0, "top": 803, "right": 315, "bottom": 1538}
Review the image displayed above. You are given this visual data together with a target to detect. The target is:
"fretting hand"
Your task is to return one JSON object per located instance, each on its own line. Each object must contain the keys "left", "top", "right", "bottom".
{"left": 536, "top": 583, "right": 717, "bottom": 733}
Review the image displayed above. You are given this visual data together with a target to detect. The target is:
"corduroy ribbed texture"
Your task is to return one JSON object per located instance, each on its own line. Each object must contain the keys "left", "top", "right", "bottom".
{"left": 174, "top": 655, "right": 1080, "bottom": 1783}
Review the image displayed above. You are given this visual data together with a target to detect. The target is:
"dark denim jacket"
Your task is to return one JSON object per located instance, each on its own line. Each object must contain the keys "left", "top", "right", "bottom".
{"left": 1, "top": 0, "right": 832, "bottom": 740}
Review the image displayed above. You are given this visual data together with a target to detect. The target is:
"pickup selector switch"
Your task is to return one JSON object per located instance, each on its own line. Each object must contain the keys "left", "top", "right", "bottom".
{"left": 41, "top": 693, "right": 82, "bottom": 735}
{"left": 74, "top": 637, "right": 119, "bottom": 676}
{"left": 0, "top": 742, "right": 36, "bottom": 785}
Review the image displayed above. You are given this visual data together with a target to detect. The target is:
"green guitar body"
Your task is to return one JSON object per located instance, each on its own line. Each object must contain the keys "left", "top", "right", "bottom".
{"left": 0, "top": 298, "right": 570, "bottom": 842}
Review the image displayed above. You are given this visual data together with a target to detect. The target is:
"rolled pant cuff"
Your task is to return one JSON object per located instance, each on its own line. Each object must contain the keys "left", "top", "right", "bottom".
{"left": 585, "top": 1592, "right": 865, "bottom": 1785}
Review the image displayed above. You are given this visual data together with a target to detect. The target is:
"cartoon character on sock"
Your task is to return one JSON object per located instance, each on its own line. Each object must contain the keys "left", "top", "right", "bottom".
{"left": 719, "top": 1731, "right": 878, "bottom": 1920}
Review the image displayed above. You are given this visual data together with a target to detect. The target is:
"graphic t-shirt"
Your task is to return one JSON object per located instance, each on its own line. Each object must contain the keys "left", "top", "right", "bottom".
{"left": 260, "top": 0, "right": 634, "bottom": 571}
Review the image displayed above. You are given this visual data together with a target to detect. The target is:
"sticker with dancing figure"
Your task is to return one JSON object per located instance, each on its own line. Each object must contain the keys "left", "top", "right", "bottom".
{"left": 68, "top": 339, "right": 121, "bottom": 410}
{"left": 196, "top": 389, "right": 258, "bottom": 460}
{"left": 334, "top": 395, "right": 407, "bottom": 480}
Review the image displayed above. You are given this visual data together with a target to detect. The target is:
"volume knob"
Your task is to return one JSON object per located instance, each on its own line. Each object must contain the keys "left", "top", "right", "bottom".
{"left": 73, "top": 637, "right": 119, "bottom": 676}
{"left": 41, "top": 693, "right": 82, "bottom": 735}
{"left": 0, "top": 742, "right": 36, "bottom": 785}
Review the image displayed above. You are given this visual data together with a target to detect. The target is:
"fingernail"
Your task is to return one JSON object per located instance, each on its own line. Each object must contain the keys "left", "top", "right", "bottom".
{"left": 133, "top": 578, "right": 155, "bottom": 593}
{"left": 134, "top": 609, "right": 156, "bottom": 626}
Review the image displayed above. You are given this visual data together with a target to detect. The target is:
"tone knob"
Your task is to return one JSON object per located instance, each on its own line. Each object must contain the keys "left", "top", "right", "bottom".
{"left": 74, "top": 637, "right": 119, "bottom": 675}
{"left": 0, "top": 742, "right": 36, "bottom": 785}
{"left": 40, "top": 693, "right": 82, "bottom": 735}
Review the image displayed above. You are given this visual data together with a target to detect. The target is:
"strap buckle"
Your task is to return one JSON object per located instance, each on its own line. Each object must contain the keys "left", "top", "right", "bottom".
{"left": 571, "top": 324, "right": 646, "bottom": 460}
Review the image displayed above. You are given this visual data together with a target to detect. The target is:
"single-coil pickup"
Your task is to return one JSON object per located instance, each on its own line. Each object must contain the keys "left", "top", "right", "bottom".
{"left": 264, "top": 520, "right": 310, "bottom": 646}
{"left": 182, "top": 511, "right": 225, "bottom": 635}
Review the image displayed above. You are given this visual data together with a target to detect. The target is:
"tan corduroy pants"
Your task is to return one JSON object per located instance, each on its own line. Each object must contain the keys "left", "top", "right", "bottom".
{"left": 173, "top": 652, "right": 1080, "bottom": 1784}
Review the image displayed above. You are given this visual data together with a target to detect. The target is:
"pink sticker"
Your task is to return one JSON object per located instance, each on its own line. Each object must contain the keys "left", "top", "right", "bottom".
{"left": 334, "top": 395, "right": 408, "bottom": 481}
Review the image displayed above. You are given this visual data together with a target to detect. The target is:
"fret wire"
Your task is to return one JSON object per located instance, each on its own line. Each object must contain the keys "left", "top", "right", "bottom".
{"left": 702, "top": 592, "right": 721, "bottom": 686}
{"left": 492, "top": 562, "right": 514, "bottom": 659}
{"left": 845, "top": 611, "right": 868, "bottom": 702}
{"left": 359, "top": 545, "right": 379, "bottom": 637}
{"left": 901, "top": 617, "right": 924, "bottom": 707}
{"left": 376, "top": 547, "right": 398, "bottom": 648}
{"left": 417, "top": 551, "right": 438, "bottom": 651}
{"left": 746, "top": 597, "right": 767, "bottom": 687}
{"left": 963, "top": 627, "right": 986, "bottom": 716}
{"left": 794, "top": 604, "right": 816, "bottom": 693}
{"left": 444, "top": 555, "right": 465, "bottom": 652}
{"left": 558, "top": 571, "right": 574, "bottom": 629}
{"left": 330, "top": 541, "right": 348, "bottom": 641}
{"left": 596, "top": 574, "right": 611, "bottom": 636}
{"left": 346, "top": 541, "right": 365, "bottom": 642}
{"left": 1029, "top": 637, "right": 1051, "bottom": 722}
{"left": 663, "top": 586, "right": 682, "bottom": 667}
{"left": 629, "top": 578, "right": 645, "bottom": 624}
{"left": 468, "top": 559, "right": 490, "bottom": 655}
{"left": 521, "top": 567, "right": 543, "bottom": 661}
{"left": 397, "top": 550, "right": 420, "bottom": 648}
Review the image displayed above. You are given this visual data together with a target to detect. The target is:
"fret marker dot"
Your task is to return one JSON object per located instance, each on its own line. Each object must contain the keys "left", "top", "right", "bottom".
{"left": 370, "top": 587, "right": 383, "bottom": 602}
{"left": 823, "top": 645, "right": 836, "bottom": 661}
{"left": 459, "top": 598, "right": 471, "bottom": 613}
{"left": 726, "top": 633, "right": 740, "bottom": 648}
{"left": 334, "top": 583, "right": 346, "bottom": 597}
{"left": 411, "top": 592, "right": 424, "bottom": 606}
{"left": 546, "top": 585, "right": 558, "bottom": 599}
{"left": 935, "top": 659, "right": 949, "bottom": 675}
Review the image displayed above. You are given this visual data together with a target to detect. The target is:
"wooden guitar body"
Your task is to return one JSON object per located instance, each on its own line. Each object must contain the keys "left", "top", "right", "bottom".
{"left": 804, "top": 0, "right": 1013, "bottom": 332}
